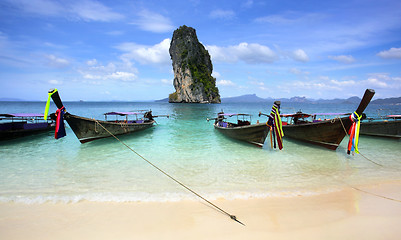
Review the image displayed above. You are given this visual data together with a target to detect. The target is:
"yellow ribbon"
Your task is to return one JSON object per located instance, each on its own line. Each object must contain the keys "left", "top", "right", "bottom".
{"left": 353, "top": 112, "right": 361, "bottom": 154}
{"left": 272, "top": 105, "right": 284, "bottom": 137}
{"left": 44, "top": 89, "right": 57, "bottom": 120}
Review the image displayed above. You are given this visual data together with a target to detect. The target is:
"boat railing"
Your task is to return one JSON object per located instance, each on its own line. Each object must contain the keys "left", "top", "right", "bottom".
{"left": 0, "top": 115, "right": 52, "bottom": 124}
{"left": 280, "top": 112, "right": 350, "bottom": 125}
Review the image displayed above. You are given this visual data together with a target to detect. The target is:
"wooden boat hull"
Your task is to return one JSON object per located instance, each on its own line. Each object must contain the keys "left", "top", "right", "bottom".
{"left": 64, "top": 113, "right": 155, "bottom": 143}
{"left": 360, "top": 120, "right": 401, "bottom": 139}
{"left": 214, "top": 122, "right": 269, "bottom": 147}
{"left": 0, "top": 122, "right": 55, "bottom": 141}
{"left": 282, "top": 117, "right": 352, "bottom": 150}
{"left": 280, "top": 89, "right": 375, "bottom": 150}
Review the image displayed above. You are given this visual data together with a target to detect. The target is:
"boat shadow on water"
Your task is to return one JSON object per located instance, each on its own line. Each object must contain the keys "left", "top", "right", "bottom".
{"left": 0, "top": 131, "right": 54, "bottom": 146}
{"left": 214, "top": 131, "right": 268, "bottom": 149}
{"left": 76, "top": 126, "right": 157, "bottom": 147}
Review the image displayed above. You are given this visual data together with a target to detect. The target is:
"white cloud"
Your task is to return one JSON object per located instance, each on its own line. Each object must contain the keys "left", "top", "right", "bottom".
{"left": 289, "top": 68, "right": 309, "bottom": 75}
{"left": 5, "top": 0, "right": 63, "bottom": 16}
{"left": 283, "top": 72, "right": 400, "bottom": 96}
{"left": 45, "top": 54, "right": 70, "bottom": 68}
{"left": 242, "top": 0, "right": 254, "bottom": 8}
{"left": 131, "top": 10, "right": 175, "bottom": 33}
{"left": 217, "top": 79, "right": 235, "bottom": 86}
{"left": 283, "top": 76, "right": 358, "bottom": 93}
{"left": 255, "top": 15, "right": 295, "bottom": 24}
{"left": 330, "top": 79, "right": 356, "bottom": 86}
{"left": 48, "top": 79, "right": 63, "bottom": 85}
{"left": 106, "top": 31, "right": 124, "bottom": 36}
{"left": 5, "top": 0, "right": 123, "bottom": 22}
{"left": 86, "top": 59, "right": 98, "bottom": 66}
{"left": 109, "top": 71, "right": 137, "bottom": 81}
{"left": 207, "top": 43, "right": 277, "bottom": 64}
{"left": 364, "top": 73, "right": 390, "bottom": 88}
{"left": 291, "top": 49, "right": 309, "bottom": 62}
{"left": 365, "top": 78, "right": 388, "bottom": 88}
{"left": 286, "top": 81, "right": 327, "bottom": 90}
{"left": 328, "top": 55, "right": 356, "bottom": 64}
{"left": 212, "top": 71, "right": 221, "bottom": 79}
{"left": 71, "top": 0, "right": 123, "bottom": 22}
{"left": 78, "top": 61, "right": 138, "bottom": 83}
{"left": 250, "top": 81, "right": 264, "bottom": 86}
{"left": 377, "top": 47, "right": 401, "bottom": 59}
{"left": 255, "top": 12, "right": 325, "bottom": 25}
{"left": 117, "top": 38, "right": 171, "bottom": 65}
{"left": 209, "top": 9, "right": 235, "bottom": 20}
{"left": 161, "top": 79, "right": 173, "bottom": 85}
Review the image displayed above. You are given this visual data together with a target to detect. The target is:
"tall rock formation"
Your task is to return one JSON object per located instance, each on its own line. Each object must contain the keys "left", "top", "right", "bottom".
{"left": 169, "top": 25, "right": 220, "bottom": 103}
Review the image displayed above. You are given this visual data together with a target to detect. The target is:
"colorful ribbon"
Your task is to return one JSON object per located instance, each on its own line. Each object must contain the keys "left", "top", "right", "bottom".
{"left": 347, "top": 111, "right": 362, "bottom": 155}
{"left": 55, "top": 106, "right": 66, "bottom": 139}
{"left": 267, "top": 103, "right": 284, "bottom": 150}
{"left": 44, "top": 88, "right": 57, "bottom": 120}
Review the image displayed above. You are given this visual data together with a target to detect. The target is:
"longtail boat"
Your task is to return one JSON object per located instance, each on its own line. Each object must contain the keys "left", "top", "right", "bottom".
{"left": 262, "top": 89, "right": 375, "bottom": 150}
{"left": 210, "top": 112, "right": 269, "bottom": 147}
{"left": 48, "top": 89, "right": 158, "bottom": 143}
{"left": 360, "top": 115, "right": 401, "bottom": 139}
{"left": 0, "top": 113, "right": 55, "bottom": 141}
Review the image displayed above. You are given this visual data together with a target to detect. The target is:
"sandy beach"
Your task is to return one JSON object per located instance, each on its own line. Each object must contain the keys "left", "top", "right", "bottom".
{"left": 1, "top": 182, "right": 401, "bottom": 240}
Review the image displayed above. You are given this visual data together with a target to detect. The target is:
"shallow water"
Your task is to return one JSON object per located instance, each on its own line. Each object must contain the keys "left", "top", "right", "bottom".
{"left": 0, "top": 101, "right": 400, "bottom": 203}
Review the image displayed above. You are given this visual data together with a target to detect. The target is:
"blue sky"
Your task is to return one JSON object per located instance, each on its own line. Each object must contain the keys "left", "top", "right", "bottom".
{"left": 0, "top": 0, "right": 400, "bottom": 101}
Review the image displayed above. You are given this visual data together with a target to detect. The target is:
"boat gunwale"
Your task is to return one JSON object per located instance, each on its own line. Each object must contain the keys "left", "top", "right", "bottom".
{"left": 65, "top": 113, "right": 155, "bottom": 126}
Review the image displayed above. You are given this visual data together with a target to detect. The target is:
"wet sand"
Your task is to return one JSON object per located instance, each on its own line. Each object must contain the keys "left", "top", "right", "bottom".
{"left": 1, "top": 182, "right": 401, "bottom": 240}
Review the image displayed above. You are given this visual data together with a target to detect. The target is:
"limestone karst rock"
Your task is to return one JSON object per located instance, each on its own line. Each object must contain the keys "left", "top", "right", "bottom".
{"left": 168, "top": 25, "right": 220, "bottom": 103}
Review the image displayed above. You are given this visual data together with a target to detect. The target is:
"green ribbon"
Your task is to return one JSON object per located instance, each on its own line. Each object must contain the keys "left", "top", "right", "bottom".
{"left": 44, "top": 89, "right": 57, "bottom": 120}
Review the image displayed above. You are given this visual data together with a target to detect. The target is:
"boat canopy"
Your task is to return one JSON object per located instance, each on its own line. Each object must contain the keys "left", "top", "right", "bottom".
{"left": 104, "top": 111, "right": 143, "bottom": 116}
{"left": 281, "top": 112, "right": 348, "bottom": 118}
{"left": 0, "top": 113, "right": 44, "bottom": 118}
{"left": 387, "top": 115, "right": 401, "bottom": 119}
{"left": 280, "top": 113, "right": 313, "bottom": 118}
{"left": 311, "top": 113, "right": 348, "bottom": 116}
{"left": 218, "top": 113, "right": 251, "bottom": 117}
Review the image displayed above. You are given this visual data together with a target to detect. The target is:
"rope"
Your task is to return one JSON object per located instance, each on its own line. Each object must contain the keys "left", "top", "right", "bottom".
{"left": 323, "top": 116, "right": 401, "bottom": 202}
{"left": 347, "top": 184, "right": 401, "bottom": 203}
{"left": 94, "top": 120, "right": 245, "bottom": 226}
{"left": 294, "top": 165, "right": 401, "bottom": 203}
{"left": 94, "top": 121, "right": 99, "bottom": 133}
{"left": 338, "top": 117, "right": 383, "bottom": 167}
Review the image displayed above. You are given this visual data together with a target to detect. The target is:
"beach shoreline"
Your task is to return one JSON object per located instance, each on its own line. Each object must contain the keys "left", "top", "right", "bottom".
{"left": 1, "top": 181, "right": 401, "bottom": 240}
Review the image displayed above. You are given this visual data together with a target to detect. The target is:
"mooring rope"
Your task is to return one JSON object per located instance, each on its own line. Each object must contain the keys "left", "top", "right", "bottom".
{"left": 333, "top": 116, "right": 401, "bottom": 202}
{"left": 94, "top": 120, "right": 245, "bottom": 226}
{"left": 347, "top": 184, "right": 401, "bottom": 203}
{"left": 338, "top": 117, "right": 383, "bottom": 167}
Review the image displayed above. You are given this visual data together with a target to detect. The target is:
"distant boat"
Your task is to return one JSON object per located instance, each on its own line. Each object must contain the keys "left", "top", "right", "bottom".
{"left": 360, "top": 115, "right": 401, "bottom": 139}
{"left": 210, "top": 112, "right": 269, "bottom": 147}
{"left": 49, "top": 89, "right": 158, "bottom": 143}
{"left": 0, "top": 113, "right": 55, "bottom": 141}
{"left": 269, "top": 89, "right": 375, "bottom": 150}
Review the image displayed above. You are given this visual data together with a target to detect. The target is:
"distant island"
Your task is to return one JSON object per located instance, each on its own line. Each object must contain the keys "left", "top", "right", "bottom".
{"left": 219, "top": 94, "right": 363, "bottom": 104}
{"left": 0, "top": 98, "right": 27, "bottom": 101}
{"left": 1, "top": 95, "right": 400, "bottom": 105}
{"left": 156, "top": 94, "right": 401, "bottom": 105}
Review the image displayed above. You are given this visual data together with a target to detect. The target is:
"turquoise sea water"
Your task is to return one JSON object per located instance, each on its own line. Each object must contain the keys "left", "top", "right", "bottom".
{"left": 0, "top": 101, "right": 400, "bottom": 203}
